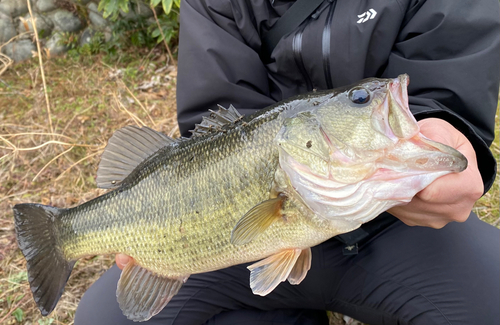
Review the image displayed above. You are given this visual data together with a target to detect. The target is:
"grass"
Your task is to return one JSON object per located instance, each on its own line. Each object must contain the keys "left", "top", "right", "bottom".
{"left": 0, "top": 49, "right": 178, "bottom": 324}
{"left": 0, "top": 51, "right": 499, "bottom": 325}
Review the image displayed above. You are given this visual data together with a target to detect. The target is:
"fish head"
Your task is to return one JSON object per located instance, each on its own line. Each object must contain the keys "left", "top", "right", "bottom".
{"left": 275, "top": 74, "right": 467, "bottom": 222}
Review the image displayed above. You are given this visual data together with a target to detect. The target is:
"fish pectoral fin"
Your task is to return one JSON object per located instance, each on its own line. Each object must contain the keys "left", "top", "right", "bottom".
{"left": 97, "top": 125, "right": 176, "bottom": 189}
{"left": 230, "top": 195, "right": 286, "bottom": 245}
{"left": 287, "top": 247, "right": 312, "bottom": 285}
{"left": 117, "top": 262, "right": 189, "bottom": 322}
{"left": 248, "top": 248, "right": 306, "bottom": 296}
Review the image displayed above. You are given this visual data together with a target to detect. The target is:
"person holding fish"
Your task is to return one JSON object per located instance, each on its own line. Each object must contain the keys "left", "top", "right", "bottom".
{"left": 70, "top": 0, "right": 499, "bottom": 324}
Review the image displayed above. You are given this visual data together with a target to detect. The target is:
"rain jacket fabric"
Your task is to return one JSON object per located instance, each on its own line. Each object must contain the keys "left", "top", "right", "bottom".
{"left": 176, "top": 0, "right": 500, "bottom": 194}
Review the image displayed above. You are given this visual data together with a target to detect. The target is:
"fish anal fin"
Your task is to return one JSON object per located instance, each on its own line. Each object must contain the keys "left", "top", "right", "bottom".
{"left": 248, "top": 248, "right": 303, "bottom": 296}
{"left": 287, "top": 247, "right": 312, "bottom": 285}
{"left": 230, "top": 195, "right": 286, "bottom": 246}
{"left": 97, "top": 126, "right": 176, "bottom": 189}
{"left": 117, "top": 262, "right": 189, "bottom": 322}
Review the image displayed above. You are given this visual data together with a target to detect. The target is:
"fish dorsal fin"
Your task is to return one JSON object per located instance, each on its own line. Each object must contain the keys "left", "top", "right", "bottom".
{"left": 190, "top": 104, "right": 244, "bottom": 137}
{"left": 230, "top": 195, "right": 286, "bottom": 246}
{"left": 97, "top": 126, "right": 176, "bottom": 189}
{"left": 287, "top": 247, "right": 312, "bottom": 285}
{"left": 117, "top": 262, "right": 189, "bottom": 322}
{"left": 248, "top": 248, "right": 306, "bottom": 296}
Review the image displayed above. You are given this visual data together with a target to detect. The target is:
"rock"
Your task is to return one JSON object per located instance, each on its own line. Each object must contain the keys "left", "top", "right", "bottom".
{"left": 0, "top": 11, "right": 16, "bottom": 43}
{"left": 74, "top": 0, "right": 92, "bottom": 6}
{"left": 36, "top": 0, "right": 56, "bottom": 12}
{"left": 87, "top": 2, "right": 107, "bottom": 27}
{"left": 119, "top": 1, "right": 153, "bottom": 20}
{"left": 16, "top": 13, "right": 54, "bottom": 38}
{"left": 0, "top": 0, "right": 29, "bottom": 17}
{"left": 119, "top": 3, "right": 135, "bottom": 20}
{"left": 51, "top": 9, "right": 83, "bottom": 33}
{"left": 79, "top": 25, "right": 113, "bottom": 47}
{"left": 45, "top": 31, "right": 68, "bottom": 55}
{"left": 79, "top": 26, "right": 95, "bottom": 46}
{"left": 103, "top": 26, "right": 112, "bottom": 42}
{"left": 1, "top": 39, "right": 35, "bottom": 61}
{"left": 133, "top": 1, "right": 153, "bottom": 18}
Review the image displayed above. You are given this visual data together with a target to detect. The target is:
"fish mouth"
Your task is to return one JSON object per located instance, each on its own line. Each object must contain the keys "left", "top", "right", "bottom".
{"left": 402, "top": 135, "right": 468, "bottom": 173}
{"left": 370, "top": 74, "right": 467, "bottom": 174}
{"left": 371, "top": 74, "right": 420, "bottom": 142}
{"left": 388, "top": 75, "right": 467, "bottom": 173}
{"left": 390, "top": 74, "right": 409, "bottom": 107}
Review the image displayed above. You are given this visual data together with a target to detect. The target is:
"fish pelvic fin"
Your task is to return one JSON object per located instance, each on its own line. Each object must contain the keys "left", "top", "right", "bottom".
{"left": 13, "top": 203, "right": 74, "bottom": 316}
{"left": 248, "top": 248, "right": 311, "bottom": 296}
{"left": 287, "top": 247, "right": 312, "bottom": 285}
{"left": 117, "top": 262, "right": 189, "bottom": 322}
{"left": 230, "top": 195, "right": 286, "bottom": 246}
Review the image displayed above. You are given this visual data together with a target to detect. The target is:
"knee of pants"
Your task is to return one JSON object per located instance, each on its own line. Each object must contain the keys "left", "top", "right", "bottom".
{"left": 204, "top": 309, "right": 329, "bottom": 325}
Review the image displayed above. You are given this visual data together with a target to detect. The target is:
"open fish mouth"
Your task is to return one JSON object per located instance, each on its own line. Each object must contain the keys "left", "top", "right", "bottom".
{"left": 276, "top": 74, "right": 468, "bottom": 221}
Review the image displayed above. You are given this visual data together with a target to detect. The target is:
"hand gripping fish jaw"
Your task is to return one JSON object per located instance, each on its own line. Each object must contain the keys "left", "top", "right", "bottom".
{"left": 274, "top": 74, "right": 467, "bottom": 222}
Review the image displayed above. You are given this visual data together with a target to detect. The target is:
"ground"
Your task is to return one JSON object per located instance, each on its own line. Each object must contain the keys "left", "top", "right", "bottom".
{"left": 0, "top": 51, "right": 498, "bottom": 325}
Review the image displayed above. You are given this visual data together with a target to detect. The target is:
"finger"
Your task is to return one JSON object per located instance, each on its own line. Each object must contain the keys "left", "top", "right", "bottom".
{"left": 389, "top": 198, "right": 465, "bottom": 228}
{"left": 115, "top": 254, "right": 132, "bottom": 270}
{"left": 417, "top": 165, "right": 483, "bottom": 204}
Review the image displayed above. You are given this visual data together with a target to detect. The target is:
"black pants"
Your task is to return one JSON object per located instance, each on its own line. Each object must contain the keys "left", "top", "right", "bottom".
{"left": 74, "top": 213, "right": 499, "bottom": 325}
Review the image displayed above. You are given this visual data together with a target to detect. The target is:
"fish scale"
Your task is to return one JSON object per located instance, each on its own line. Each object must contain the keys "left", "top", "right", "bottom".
{"left": 57, "top": 104, "right": 315, "bottom": 275}
{"left": 13, "top": 75, "right": 468, "bottom": 321}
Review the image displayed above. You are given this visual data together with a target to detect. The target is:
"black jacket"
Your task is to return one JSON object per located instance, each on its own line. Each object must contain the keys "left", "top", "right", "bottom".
{"left": 176, "top": 0, "right": 500, "bottom": 194}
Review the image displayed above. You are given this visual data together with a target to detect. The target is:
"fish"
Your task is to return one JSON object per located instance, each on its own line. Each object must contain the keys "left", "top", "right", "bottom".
{"left": 13, "top": 74, "right": 467, "bottom": 322}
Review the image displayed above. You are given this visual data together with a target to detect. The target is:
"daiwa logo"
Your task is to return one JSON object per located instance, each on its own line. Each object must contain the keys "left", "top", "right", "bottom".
{"left": 357, "top": 8, "right": 377, "bottom": 23}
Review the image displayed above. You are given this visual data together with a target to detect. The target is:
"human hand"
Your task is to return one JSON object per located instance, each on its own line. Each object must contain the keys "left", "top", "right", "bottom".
{"left": 388, "top": 118, "right": 484, "bottom": 228}
{"left": 116, "top": 254, "right": 133, "bottom": 270}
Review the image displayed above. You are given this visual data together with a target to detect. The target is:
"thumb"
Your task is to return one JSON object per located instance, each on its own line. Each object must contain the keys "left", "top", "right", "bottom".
{"left": 115, "top": 254, "right": 132, "bottom": 270}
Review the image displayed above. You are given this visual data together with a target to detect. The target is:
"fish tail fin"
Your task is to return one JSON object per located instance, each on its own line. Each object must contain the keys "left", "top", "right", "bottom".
{"left": 13, "top": 203, "right": 75, "bottom": 316}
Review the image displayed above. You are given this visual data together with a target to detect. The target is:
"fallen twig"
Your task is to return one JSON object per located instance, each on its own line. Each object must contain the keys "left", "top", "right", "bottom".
{"left": 150, "top": 4, "right": 175, "bottom": 65}
{"left": 32, "top": 146, "right": 74, "bottom": 182}
{"left": 55, "top": 151, "right": 101, "bottom": 181}
{"left": 120, "top": 80, "right": 156, "bottom": 127}
{"left": 113, "top": 94, "right": 147, "bottom": 126}
{"left": 27, "top": 0, "right": 53, "bottom": 136}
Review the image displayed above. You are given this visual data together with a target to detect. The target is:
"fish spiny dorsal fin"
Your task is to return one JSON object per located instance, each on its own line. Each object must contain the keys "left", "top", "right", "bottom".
{"left": 230, "top": 195, "right": 286, "bottom": 246}
{"left": 190, "top": 104, "right": 244, "bottom": 138}
{"left": 117, "top": 262, "right": 189, "bottom": 322}
{"left": 97, "top": 125, "right": 176, "bottom": 189}
{"left": 248, "top": 248, "right": 309, "bottom": 296}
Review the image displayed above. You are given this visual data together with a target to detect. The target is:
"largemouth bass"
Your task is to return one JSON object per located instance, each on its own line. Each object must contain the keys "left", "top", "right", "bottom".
{"left": 13, "top": 75, "right": 467, "bottom": 322}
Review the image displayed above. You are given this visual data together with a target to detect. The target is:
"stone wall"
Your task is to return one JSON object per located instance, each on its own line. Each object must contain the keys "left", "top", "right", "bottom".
{"left": 0, "top": 0, "right": 153, "bottom": 61}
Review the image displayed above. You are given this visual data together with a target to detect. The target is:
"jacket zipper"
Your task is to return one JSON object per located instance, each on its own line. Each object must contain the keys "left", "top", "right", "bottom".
{"left": 292, "top": 21, "right": 314, "bottom": 92}
{"left": 322, "top": 0, "right": 337, "bottom": 89}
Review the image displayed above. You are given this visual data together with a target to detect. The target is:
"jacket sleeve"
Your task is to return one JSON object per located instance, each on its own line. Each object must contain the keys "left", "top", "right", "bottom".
{"left": 176, "top": 0, "right": 275, "bottom": 137}
{"left": 382, "top": 0, "right": 500, "bottom": 193}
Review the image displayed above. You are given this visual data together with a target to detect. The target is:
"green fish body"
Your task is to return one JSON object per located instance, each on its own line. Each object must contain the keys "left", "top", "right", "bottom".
{"left": 14, "top": 75, "right": 467, "bottom": 321}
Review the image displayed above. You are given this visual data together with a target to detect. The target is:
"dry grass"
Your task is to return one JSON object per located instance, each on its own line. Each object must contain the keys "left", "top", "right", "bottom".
{"left": 0, "top": 50, "right": 178, "bottom": 324}
{"left": 474, "top": 111, "right": 500, "bottom": 225}
{"left": 0, "top": 51, "right": 498, "bottom": 325}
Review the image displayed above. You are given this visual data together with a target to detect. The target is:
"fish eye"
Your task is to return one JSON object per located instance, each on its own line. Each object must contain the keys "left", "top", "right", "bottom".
{"left": 348, "top": 87, "right": 370, "bottom": 105}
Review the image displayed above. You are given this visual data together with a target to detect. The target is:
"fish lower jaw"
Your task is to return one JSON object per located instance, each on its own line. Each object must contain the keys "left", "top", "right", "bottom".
{"left": 282, "top": 159, "right": 451, "bottom": 223}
